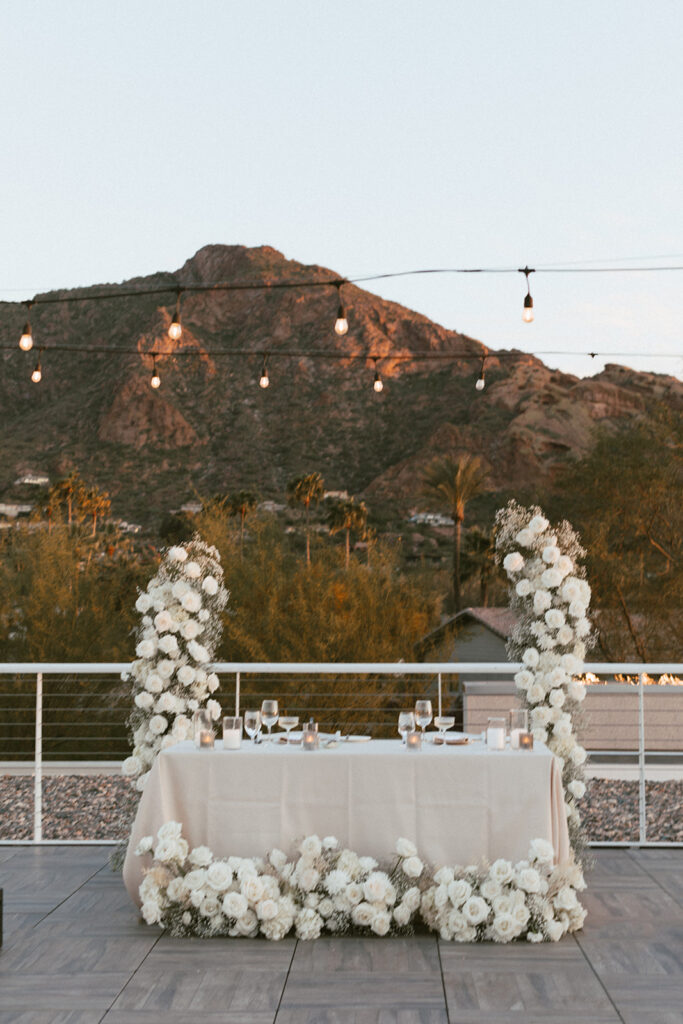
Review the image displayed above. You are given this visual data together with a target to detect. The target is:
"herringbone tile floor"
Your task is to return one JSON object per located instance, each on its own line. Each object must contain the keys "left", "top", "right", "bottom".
{"left": 0, "top": 846, "right": 681, "bottom": 1023}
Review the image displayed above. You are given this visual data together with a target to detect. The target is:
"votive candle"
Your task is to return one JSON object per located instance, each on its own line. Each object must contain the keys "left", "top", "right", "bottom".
{"left": 406, "top": 731, "right": 422, "bottom": 751}
{"left": 199, "top": 730, "right": 214, "bottom": 749}
{"left": 519, "top": 732, "right": 534, "bottom": 750}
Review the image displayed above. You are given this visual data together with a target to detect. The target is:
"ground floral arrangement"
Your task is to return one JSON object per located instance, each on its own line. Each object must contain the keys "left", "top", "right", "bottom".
{"left": 136, "top": 826, "right": 586, "bottom": 943}
{"left": 121, "top": 538, "right": 229, "bottom": 791}
{"left": 132, "top": 505, "right": 591, "bottom": 942}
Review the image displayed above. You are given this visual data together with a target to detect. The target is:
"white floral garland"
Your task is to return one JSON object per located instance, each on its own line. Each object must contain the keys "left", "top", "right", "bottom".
{"left": 121, "top": 538, "right": 229, "bottom": 791}
{"left": 136, "top": 824, "right": 586, "bottom": 942}
{"left": 495, "top": 501, "right": 592, "bottom": 855}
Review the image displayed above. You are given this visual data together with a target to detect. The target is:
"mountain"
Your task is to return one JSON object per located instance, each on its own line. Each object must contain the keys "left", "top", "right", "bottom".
{"left": 0, "top": 244, "right": 680, "bottom": 524}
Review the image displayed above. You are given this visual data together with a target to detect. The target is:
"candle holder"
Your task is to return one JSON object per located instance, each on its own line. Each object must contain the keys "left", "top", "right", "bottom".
{"left": 486, "top": 717, "right": 506, "bottom": 751}
{"left": 509, "top": 709, "right": 529, "bottom": 749}
{"left": 198, "top": 730, "right": 215, "bottom": 749}
{"left": 302, "top": 725, "right": 319, "bottom": 751}
{"left": 405, "top": 730, "right": 422, "bottom": 751}
{"left": 222, "top": 716, "right": 243, "bottom": 750}
{"left": 519, "top": 731, "right": 534, "bottom": 750}
{"left": 193, "top": 709, "right": 213, "bottom": 749}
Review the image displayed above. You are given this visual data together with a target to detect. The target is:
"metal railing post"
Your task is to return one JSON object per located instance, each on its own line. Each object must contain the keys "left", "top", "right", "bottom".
{"left": 638, "top": 671, "right": 646, "bottom": 844}
{"left": 437, "top": 673, "right": 442, "bottom": 718}
{"left": 34, "top": 672, "right": 43, "bottom": 842}
{"left": 235, "top": 671, "right": 240, "bottom": 717}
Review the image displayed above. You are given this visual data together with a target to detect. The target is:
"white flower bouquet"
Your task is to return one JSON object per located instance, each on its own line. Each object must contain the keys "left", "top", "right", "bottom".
{"left": 122, "top": 537, "right": 229, "bottom": 791}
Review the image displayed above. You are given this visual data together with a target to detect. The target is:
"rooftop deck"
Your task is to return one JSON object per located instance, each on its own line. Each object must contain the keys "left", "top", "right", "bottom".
{"left": 0, "top": 846, "right": 681, "bottom": 1023}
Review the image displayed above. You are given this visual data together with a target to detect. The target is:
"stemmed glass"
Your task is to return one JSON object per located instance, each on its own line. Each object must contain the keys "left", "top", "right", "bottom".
{"left": 414, "top": 700, "right": 433, "bottom": 737}
{"left": 398, "top": 711, "right": 415, "bottom": 745}
{"left": 279, "top": 715, "right": 299, "bottom": 742}
{"left": 244, "top": 709, "right": 261, "bottom": 744}
{"left": 434, "top": 715, "right": 455, "bottom": 745}
{"left": 260, "top": 700, "right": 279, "bottom": 743}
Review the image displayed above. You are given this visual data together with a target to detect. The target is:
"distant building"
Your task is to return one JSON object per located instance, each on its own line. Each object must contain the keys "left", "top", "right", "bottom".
{"left": 180, "top": 501, "right": 203, "bottom": 515}
{"left": 259, "top": 500, "right": 286, "bottom": 513}
{"left": 323, "top": 490, "right": 349, "bottom": 501}
{"left": 0, "top": 502, "right": 34, "bottom": 519}
{"left": 417, "top": 607, "right": 518, "bottom": 684}
{"left": 408, "top": 511, "right": 455, "bottom": 527}
{"left": 14, "top": 472, "right": 49, "bottom": 487}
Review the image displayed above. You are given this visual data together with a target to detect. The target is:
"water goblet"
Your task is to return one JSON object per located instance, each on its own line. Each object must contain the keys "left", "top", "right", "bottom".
{"left": 244, "top": 709, "right": 261, "bottom": 744}
{"left": 279, "top": 715, "right": 299, "bottom": 742}
{"left": 433, "top": 715, "right": 455, "bottom": 745}
{"left": 260, "top": 699, "right": 279, "bottom": 743}
{"left": 414, "top": 700, "right": 433, "bottom": 736}
{"left": 398, "top": 711, "right": 416, "bottom": 745}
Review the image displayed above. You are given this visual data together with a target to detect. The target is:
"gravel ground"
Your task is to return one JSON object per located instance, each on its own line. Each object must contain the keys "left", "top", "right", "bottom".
{"left": 0, "top": 775, "right": 681, "bottom": 843}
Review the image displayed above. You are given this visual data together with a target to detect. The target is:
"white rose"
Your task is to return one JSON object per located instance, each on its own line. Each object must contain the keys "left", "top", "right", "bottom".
{"left": 503, "top": 552, "right": 524, "bottom": 573}
{"left": 515, "top": 528, "right": 534, "bottom": 547}
{"left": 561, "top": 579, "right": 582, "bottom": 604}
{"left": 298, "top": 867, "right": 320, "bottom": 892}
{"left": 134, "top": 834, "right": 154, "bottom": 854}
{"left": 568, "top": 779, "right": 586, "bottom": 799}
{"left": 489, "top": 859, "right": 514, "bottom": 885}
{"left": 149, "top": 714, "right": 168, "bottom": 735}
{"left": 517, "top": 867, "right": 542, "bottom": 893}
{"left": 553, "top": 718, "right": 572, "bottom": 740}
{"left": 433, "top": 867, "right": 455, "bottom": 886}
{"left": 324, "top": 869, "right": 350, "bottom": 896}
{"left": 256, "top": 898, "right": 279, "bottom": 921}
{"left": 370, "top": 909, "right": 392, "bottom": 936}
{"left": 182, "top": 591, "right": 202, "bottom": 614}
{"left": 553, "top": 886, "right": 578, "bottom": 911}
{"left": 206, "top": 699, "right": 221, "bottom": 721}
{"left": 514, "top": 669, "right": 534, "bottom": 690}
{"left": 166, "top": 876, "right": 189, "bottom": 902}
{"left": 237, "top": 908, "right": 259, "bottom": 935}
{"left": 557, "top": 625, "right": 574, "bottom": 645}
{"left": 154, "top": 610, "right": 174, "bottom": 633}
{"left": 351, "top": 902, "right": 374, "bottom": 928}
{"left": 222, "top": 891, "right": 248, "bottom": 918}
{"left": 158, "top": 634, "right": 178, "bottom": 655}
{"left": 172, "top": 580, "right": 189, "bottom": 600}
{"left": 548, "top": 688, "right": 565, "bottom": 708}
{"left": 448, "top": 879, "right": 472, "bottom": 906}
{"left": 184, "top": 561, "right": 201, "bottom": 579}
{"left": 515, "top": 578, "right": 533, "bottom": 597}
{"left": 300, "top": 835, "right": 323, "bottom": 859}
{"left": 168, "top": 546, "right": 188, "bottom": 562}
{"left": 134, "top": 692, "right": 154, "bottom": 711}
{"left": 522, "top": 648, "right": 540, "bottom": 668}
{"left": 184, "top": 868, "right": 208, "bottom": 891}
{"left": 136, "top": 639, "right": 157, "bottom": 659}
{"left": 135, "top": 771, "right": 150, "bottom": 791}
{"left": 206, "top": 862, "right": 233, "bottom": 891}
{"left": 345, "top": 883, "right": 364, "bottom": 905}
{"left": 396, "top": 837, "right": 418, "bottom": 858}
{"left": 199, "top": 895, "right": 221, "bottom": 917}
{"left": 492, "top": 913, "right": 517, "bottom": 942}
{"left": 181, "top": 620, "right": 202, "bottom": 642}
{"left": 206, "top": 672, "right": 220, "bottom": 693}
{"left": 135, "top": 593, "right": 153, "bottom": 613}
{"left": 269, "top": 848, "right": 288, "bottom": 870}
{"left": 403, "top": 887, "right": 421, "bottom": 912}
{"left": 401, "top": 856, "right": 423, "bottom": 879}
{"left": 202, "top": 575, "right": 219, "bottom": 595}
{"left": 541, "top": 568, "right": 562, "bottom": 589}
{"left": 189, "top": 846, "right": 213, "bottom": 867}
{"left": 542, "top": 545, "right": 560, "bottom": 565}
{"left": 198, "top": 609, "right": 210, "bottom": 622}
{"left": 462, "top": 896, "right": 489, "bottom": 926}
{"left": 144, "top": 672, "right": 164, "bottom": 693}
{"left": 568, "top": 600, "right": 587, "bottom": 619}
{"left": 532, "top": 589, "right": 551, "bottom": 615}
{"left": 188, "top": 640, "right": 209, "bottom": 663}
{"left": 575, "top": 617, "right": 591, "bottom": 637}
{"left": 393, "top": 903, "right": 411, "bottom": 927}
{"left": 242, "top": 876, "right": 265, "bottom": 903}
{"left": 176, "top": 665, "right": 195, "bottom": 687}
{"left": 568, "top": 680, "right": 586, "bottom": 702}
{"left": 545, "top": 608, "right": 565, "bottom": 629}
{"left": 527, "top": 683, "right": 545, "bottom": 704}
{"left": 157, "top": 659, "right": 175, "bottom": 679}
{"left": 528, "top": 838, "right": 554, "bottom": 865}
{"left": 528, "top": 514, "right": 549, "bottom": 535}
{"left": 141, "top": 899, "right": 162, "bottom": 925}
{"left": 364, "top": 871, "right": 390, "bottom": 903}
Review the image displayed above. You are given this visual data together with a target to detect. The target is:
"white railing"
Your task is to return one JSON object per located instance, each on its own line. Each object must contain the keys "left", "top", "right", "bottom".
{"left": 0, "top": 661, "right": 681, "bottom": 847}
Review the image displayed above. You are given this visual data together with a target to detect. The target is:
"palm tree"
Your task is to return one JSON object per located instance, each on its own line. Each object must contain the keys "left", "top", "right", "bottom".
{"left": 327, "top": 497, "right": 368, "bottom": 569}
{"left": 51, "top": 470, "right": 84, "bottom": 528}
{"left": 287, "top": 472, "right": 325, "bottom": 565}
{"left": 228, "top": 490, "right": 259, "bottom": 557}
{"left": 83, "top": 486, "right": 112, "bottom": 537}
{"left": 421, "top": 454, "right": 488, "bottom": 611}
{"left": 460, "top": 525, "right": 501, "bottom": 607}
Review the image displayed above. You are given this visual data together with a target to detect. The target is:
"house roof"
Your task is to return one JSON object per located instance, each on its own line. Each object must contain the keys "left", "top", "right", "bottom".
{"left": 417, "top": 607, "right": 518, "bottom": 653}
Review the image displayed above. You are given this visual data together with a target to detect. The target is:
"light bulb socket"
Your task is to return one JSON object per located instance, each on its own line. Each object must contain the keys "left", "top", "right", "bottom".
{"left": 523, "top": 293, "right": 534, "bottom": 310}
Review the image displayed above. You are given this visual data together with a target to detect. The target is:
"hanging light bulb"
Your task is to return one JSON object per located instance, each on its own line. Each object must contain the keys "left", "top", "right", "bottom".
{"left": 31, "top": 356, "right": 42, "bottom": 383}
{"left": 259, "top": 354, "right": 270, "bottom": 388}
{"left": 334, "top": 282, "right": 348, "bottom": 335}
{"left": 19, "top": 301, "right": 34, "bottom": 351}
{"left": 150, "top": 354, "right": 161, "bottom": 389}
{"left": 168, "top": 289, "right": 182, "bottom": 340}
{"left": 520, "top": 266, "right": 535, "bottom": 323}
{"left": 475, "top": 355, "right": 486, "bottom": 391}
{"left": 372, "top": 359, "right": 383, "bottom": 392}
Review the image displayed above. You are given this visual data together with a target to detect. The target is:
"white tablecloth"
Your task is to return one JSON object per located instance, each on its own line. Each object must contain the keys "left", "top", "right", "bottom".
{"left": 123, "top": 738, "right": 569, "bottom": 904}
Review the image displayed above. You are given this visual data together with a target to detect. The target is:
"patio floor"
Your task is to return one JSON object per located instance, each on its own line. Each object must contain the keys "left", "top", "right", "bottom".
{"left": 0, "top": 846, "right": 681, "bottom": 1024}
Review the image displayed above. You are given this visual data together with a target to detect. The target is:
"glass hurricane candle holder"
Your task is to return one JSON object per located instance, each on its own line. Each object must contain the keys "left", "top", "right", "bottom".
{"left": 193, "top": 709, "right": 213, "bottom": 749}
{"left": 302, "top": 725, "right": 319, "bottom": 750}
{"left": 519, "top": 731, "right": 534, "bottom": 750}
{"left": 486, "top": 717, "right": 506, "bottom": 751}
{"left": 509, "top": 709, "right": 529, "bottom": 749}
{"left": 222, "top": 716, "right": 242, "bottom": 750}
{"left": 405, "top": 730, "right": 422, "bottom": 751}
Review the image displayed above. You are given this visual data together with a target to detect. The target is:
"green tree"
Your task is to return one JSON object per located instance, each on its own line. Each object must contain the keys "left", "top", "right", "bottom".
{"left": 421, "top": 454, "right": 488, "bottom": 611}
{"left": 50, "top": 470, "right": 85, "bottom": 528}
{"left": 460, "top": 525, "right": 502, "bottom": 607}
{"left": 82, "top": 485, "right": 112, "bottom": 537}
{"left": 228, "top": 490, "right": 259, "bottom": 558}
{"left": 287, "top": 472, "right": 325, "bottom": 565}
{"left": 327, "top": 497, "right": 368, "bottom": 569}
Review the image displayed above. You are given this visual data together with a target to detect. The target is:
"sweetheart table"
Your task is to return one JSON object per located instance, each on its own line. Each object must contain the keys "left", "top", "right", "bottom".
{"left": 123, "top": 737, "right": 569, "bottom": 905}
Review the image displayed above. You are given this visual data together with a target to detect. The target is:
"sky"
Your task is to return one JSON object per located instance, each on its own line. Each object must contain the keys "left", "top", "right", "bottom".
{"left": 2, "top": 0, "right": 682, "bottom": 380}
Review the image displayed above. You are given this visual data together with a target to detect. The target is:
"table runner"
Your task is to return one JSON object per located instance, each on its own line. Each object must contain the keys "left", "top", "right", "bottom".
{"left": 123, "top": 738, "right": 569, "bottom": 905}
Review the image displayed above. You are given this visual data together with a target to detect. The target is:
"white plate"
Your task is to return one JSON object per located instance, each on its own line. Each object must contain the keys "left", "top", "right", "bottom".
{"left": 346, "top": 735, "right": 372, "bottom": 743}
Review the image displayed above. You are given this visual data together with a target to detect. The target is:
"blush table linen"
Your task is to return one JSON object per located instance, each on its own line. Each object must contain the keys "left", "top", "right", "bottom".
{"left": 123, "top": 738, "right": 570, "bottom": 905}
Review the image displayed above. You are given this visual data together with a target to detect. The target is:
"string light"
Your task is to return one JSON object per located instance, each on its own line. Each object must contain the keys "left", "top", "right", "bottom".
{"left": 520, "top": 266, "right": 535, "bottom": 323}
{"left": 31, "top": 353, "right": 42, "bottom": 383}
{"left": 475, "top": 355, "right": 486, "bottom": 391}
{"left": 334, "top": 282, "right": 348, "bottom": 336}
{"left": 259, "top": 353, "right": 270, "bottom": 388}
{"left": 168, "top": 289, "right": 182, "bottom": 341}
{"left": 19, "top": 301, "right": 33, "bottom": 351}
{"left": 150, "top": 354, "right": 161, "bottom": 389}
{"left": 372, "top": 358, "right": 384, "bottom": 392}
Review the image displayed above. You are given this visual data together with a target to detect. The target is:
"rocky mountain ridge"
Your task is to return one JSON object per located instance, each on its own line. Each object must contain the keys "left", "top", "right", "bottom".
{"left": 0, "top": 244, "right": 680, "bottom": 523}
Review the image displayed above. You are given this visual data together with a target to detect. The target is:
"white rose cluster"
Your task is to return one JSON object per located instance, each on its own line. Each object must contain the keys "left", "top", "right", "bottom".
{"left": 495, "top": 500, "right": 593, "bottom": 855}
{"left": 123, "top": 538, "right": 229, "bottom": 791}
{"left": 137, "top": 826, "right": 585, "bottom": 944}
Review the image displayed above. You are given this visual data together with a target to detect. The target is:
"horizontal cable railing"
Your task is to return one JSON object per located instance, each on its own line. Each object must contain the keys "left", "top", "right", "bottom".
{"left": 0, "top": 662, "right": 681, "bottom": 848}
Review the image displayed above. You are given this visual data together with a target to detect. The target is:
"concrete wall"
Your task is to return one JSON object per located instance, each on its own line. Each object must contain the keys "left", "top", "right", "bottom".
{"left": 463, "top": 682, "right": 683, "bottom": 751}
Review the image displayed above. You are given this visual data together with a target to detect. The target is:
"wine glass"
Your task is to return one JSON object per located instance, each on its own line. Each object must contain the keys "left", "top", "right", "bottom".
{"left": 279, "top": 715, "right": 299, "bottom": 742}
{"left": 244, "top": 709, "right": 261, "bottom": 744}
{"left": 414, "top": 700, "right": 433, "bottom": 736}
{"left": 398, "top": 711, "right": 415, "bottom": 745}
{"left": 260, "top": 699, "right": 279, "bottom": 742}
{"left": 434, "top": 715, "right": 455, "bottom": 745}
